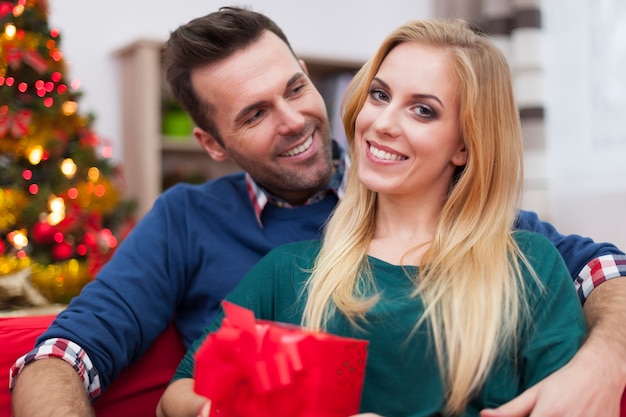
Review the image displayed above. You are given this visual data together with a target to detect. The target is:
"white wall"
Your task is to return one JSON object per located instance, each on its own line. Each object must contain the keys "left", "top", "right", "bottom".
{"left": 543, "top": 0, "right": 626, "bottom": 250}
{"left": 47, "top": 0, "right": 432, "bottom": 161}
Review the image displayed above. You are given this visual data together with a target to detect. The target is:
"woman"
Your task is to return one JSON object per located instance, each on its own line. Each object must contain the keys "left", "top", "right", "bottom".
{"left": 157, "top": 19, "right": 586, "bottom": 417}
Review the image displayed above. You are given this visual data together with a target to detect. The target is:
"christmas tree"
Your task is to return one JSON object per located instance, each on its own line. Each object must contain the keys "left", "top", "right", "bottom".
{"left": 0, "top": 0, "right": 135, "bottom": 306}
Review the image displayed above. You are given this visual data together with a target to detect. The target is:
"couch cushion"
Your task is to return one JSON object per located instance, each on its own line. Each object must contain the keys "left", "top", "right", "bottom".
{"left": 0, "top": 314, "right": 56, "bottom": 416}
{"left": 0, "top": 315, "right": 185, "bottom": 417}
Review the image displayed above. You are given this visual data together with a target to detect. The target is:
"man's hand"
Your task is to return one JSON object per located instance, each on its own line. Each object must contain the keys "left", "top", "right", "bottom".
{"left": 481, "top": 278, "right": 626, "bottom": 417}
{"left": 11, "top": 358, "right": 93, "bottom": 417}
{"left": 480, "top": 348, "right": 623, "bottom": 416}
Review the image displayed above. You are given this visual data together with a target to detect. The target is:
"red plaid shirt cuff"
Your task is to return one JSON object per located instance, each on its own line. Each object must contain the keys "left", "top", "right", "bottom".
{"left": 9, "top": 338, "right": 101, "bottom": 399}
{"left": 576, "top": 254, "right": 626, "bottom": 304}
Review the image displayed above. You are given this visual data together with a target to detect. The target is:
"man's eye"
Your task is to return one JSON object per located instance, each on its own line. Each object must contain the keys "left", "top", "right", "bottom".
{"left": 289, "top": 83, "right": 305, "bottom": 96}
{"left": 246, "top": 109, "right": 265, "bottom": 124}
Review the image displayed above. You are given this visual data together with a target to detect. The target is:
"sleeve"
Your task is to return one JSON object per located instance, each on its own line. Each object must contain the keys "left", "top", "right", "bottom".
{"left": 515, "top": 210, "right": 626, "bottom": 303}
{"left": 32, "top": 191, "right": 191, "bottom": 393}
{"left": 516, "top": 232, "right": 588, "bottom": 388}
{"left": 171, "top": 286, "right": 259, "bottom": 381}
{"left": 10, "top": 338, "right": 100, "bottom": 399}
{"left": 171, "top": 244, "right": 294, "bottom": 381}
{"left": 172, "top": 313, "right": 223, "bottom": 382}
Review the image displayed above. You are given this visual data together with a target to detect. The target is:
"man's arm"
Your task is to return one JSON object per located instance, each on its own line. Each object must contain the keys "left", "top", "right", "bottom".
{"left": 481, "top": 277, "right": 626, "bottom": 417}
{"left": 484, "top": 210, "right": 626, "bottom": 416}
{"left": 10, "top": 194, "right": 192, "bottom": 415}
{"left": 12, "top": 359, "right": 93, "bottom": 417}
{"left": 515, "top": 210, "right": 624, "bottom": 287}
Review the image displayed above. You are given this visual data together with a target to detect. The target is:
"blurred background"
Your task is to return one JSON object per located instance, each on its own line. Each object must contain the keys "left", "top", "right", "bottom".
{"left": 47, "top": 0, "right": 625, "bottom": 249}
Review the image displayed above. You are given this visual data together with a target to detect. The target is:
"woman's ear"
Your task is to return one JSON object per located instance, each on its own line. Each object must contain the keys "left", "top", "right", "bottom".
{"left": 194, "top": 126, "right": 229, "bottom": 162}
{"left": 451, "top": 144, "right": 468, "bottom": 167}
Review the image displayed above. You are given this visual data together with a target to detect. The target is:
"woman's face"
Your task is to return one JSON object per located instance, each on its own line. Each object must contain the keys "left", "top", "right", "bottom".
{"left": 354, "top": 42, "right": 467, "bottom": 202}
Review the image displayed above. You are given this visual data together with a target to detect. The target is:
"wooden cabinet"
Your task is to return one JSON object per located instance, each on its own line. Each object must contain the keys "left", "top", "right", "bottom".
{"left": 114, "top": 40, "right": 362, "bottom": 219}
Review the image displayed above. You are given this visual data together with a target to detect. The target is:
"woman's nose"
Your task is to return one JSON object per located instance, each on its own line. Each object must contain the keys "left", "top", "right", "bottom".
{"left": 372, "top": 105, "right": 401, "bottom": 138}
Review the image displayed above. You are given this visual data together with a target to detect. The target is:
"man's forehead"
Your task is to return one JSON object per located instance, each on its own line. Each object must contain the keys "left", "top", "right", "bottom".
{"left": 198, "top": 32, "right": 298, "bottom": 78}
{"left": 189, "top": 31, "right": 307, "bottom": 128}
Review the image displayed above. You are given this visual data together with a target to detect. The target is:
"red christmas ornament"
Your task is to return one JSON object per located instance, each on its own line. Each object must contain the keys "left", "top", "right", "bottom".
{"left": 81, "top": 227, "right": 98, "bottom": 248}
{"left": 31, "top": 220, "right": 56, "bottom": 243}
{"left": 0, "top": 3, "right": 13, "bottom": 18}
{"left": 56, "top": 211, "right": 79, "bottom": 234}
{"left": 52, "top": 240, "right": 73, "bottom": 261}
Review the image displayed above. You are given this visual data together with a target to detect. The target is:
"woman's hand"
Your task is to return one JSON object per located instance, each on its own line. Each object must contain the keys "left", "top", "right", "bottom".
{"left": 197, "top": 401, "right": 211, "bottom": 417}
{"left": 351, "top": 414, "right": 383, "bottom": 416}
{"left": 156, "top": 378, "right": 209, "bottom": 417}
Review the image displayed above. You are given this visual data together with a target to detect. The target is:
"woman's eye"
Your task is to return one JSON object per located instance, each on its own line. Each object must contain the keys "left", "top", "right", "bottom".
{"left": 414, "top": 105, "right": 435, "bottom": 119}
{"left": 369, "top": 88, "right": 389, "bottom": 102}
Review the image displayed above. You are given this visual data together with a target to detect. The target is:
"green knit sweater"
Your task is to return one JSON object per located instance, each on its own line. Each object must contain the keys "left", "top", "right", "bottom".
{"left": 175, "top": 230, "right": 586, "bottom": 416}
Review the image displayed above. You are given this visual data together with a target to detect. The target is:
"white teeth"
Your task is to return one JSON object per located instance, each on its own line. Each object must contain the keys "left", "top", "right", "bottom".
{"left": 282, "top": 136, "right": 313, "bottom": 156}
{"left": 369, "top": 143, "right": 406, "bottom": 161}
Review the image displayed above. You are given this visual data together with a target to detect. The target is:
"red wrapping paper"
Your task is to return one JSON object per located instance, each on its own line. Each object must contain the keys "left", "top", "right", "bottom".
{"left": 194, "top": 301, "right": 368, "bottom": 417}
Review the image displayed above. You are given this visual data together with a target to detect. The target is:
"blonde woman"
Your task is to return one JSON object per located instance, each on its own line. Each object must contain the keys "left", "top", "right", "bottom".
{"left": 158, "top": 19, "right": 586, "bottom": 417}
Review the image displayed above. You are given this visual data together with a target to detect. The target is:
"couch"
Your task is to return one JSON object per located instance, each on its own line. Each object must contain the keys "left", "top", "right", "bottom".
{"left": 1, "top": 314, "right": 625, "bottom": 416}
{"left": 0, "top": 314, "right": 185, "bottom": 417}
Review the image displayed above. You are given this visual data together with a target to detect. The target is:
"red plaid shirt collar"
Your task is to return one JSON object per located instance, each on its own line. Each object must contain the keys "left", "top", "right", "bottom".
{"left": 246, "top": 141, "right": 348, "bottom": 227}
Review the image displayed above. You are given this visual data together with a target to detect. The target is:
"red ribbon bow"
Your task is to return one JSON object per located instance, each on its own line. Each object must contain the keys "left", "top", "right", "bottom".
{"left": 194, "top": 302, "right": 368, "bottom": 417}
{"left": 0, "top": 107, "right": 31, "bottom": 138}
{"left": 4, "top": 44, "right": 48, "bottom": 74}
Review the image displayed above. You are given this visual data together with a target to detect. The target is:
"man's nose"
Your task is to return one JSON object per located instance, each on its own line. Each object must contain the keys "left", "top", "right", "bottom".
{"left": 276, "top": 100, "right": 305, "bottom": 135}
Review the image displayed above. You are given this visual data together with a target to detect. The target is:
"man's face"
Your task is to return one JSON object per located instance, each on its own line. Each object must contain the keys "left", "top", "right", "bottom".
{"left": 191, "top": 31, "right": 334, "bottom": 204}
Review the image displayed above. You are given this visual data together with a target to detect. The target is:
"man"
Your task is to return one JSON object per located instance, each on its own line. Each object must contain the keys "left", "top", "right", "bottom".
{"left": 10, "top": 7, "right": 626, "bottom": 417}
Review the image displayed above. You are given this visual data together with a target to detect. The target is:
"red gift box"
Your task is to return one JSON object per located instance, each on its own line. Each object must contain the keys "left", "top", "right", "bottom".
{"left": 194, "top": 301, "right": 368, "bottom": 417}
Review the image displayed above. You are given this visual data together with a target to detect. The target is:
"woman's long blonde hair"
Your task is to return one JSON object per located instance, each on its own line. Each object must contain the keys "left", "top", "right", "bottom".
{"left": 302, "top": 19, "right": 536, "bottom": 414}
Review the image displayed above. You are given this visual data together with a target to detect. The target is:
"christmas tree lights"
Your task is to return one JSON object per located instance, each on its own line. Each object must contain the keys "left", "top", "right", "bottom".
{"left": 0, "top": 0, "right": 135, "bottom": 305}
